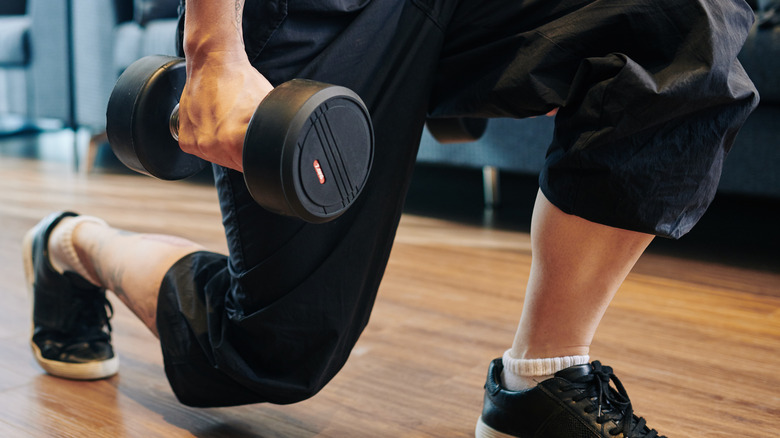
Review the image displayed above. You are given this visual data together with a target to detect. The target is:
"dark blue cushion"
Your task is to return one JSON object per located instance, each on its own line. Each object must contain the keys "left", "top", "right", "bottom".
{"left": 739, "top": 25, "right": 780, "bottom": 102}
{"left": 0, "top": 0, "right": 26, "bottom": 15}
{"left": 134, "top": 0, "right": 179, "bottom": 26}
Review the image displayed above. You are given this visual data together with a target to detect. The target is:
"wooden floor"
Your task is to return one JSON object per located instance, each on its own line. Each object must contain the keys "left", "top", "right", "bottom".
{"left": 0, "top": 130, "right": 778, "bottom": 437}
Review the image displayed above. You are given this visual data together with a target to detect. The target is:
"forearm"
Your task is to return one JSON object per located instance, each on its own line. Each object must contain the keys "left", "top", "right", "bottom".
{"left": 177, "top": 0, "right": 274, "bottom": 172}
{"left": 183, "top": 0, "right": 246, "bottom": 61}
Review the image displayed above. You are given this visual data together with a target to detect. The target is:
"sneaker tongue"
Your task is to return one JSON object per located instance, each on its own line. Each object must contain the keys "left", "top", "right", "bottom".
{"left": 554, "top": 363, "right": 592, "bottom": 381}
{"left": 63, "top": 271, "right": 102, "bottom": 292}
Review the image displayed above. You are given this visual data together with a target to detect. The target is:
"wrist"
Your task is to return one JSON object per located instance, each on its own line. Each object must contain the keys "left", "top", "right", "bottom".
{"left": 184, "top": 45, "right": 249, "bottom": 73}
{"left": 182, "top": 0, "right": 245, "bottom": 61}
{"left": 183, "top": 28, "right": 246, "bottom": 61}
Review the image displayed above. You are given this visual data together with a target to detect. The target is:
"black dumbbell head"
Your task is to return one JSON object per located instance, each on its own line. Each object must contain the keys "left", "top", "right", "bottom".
{"left": 107, "top": 55, "right": 208, "bottom": 180}
{"left": 243, "top": 79, "right": 374, "bottom": 224}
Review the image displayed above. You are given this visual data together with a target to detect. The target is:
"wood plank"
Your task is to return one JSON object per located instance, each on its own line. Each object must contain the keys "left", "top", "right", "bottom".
{"left": 0, "top": 133, "right": 778, "bottom": 437}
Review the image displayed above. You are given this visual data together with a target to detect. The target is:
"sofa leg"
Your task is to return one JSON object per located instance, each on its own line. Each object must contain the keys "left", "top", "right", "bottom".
{"left": 82, "top": 131, "right": 107, "bottom": 174}
{"left": 482, "top": 165, "right": 500, "bottom": 208}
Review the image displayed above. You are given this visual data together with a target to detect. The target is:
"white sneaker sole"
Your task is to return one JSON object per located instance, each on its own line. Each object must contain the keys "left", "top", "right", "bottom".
{"left": 23, "top": 223, "right": 119, "bottom": 380}
{"left": 475, "top": 416, "right": 516, "bottom": 438}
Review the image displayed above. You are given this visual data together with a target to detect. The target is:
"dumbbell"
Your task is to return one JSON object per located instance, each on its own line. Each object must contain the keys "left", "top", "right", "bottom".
{"left": 106, "top": 55, "right": 374, "bottom": 224}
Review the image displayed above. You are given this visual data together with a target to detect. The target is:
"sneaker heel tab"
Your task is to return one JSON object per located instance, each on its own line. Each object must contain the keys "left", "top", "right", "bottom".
{"left": 39, "top": 209, "right": 79, "bottom": 244}
{"left": 485, "top": 358, "right": 504, "bottom": 395}
{"left": 27, "top": 211, "right": 81, "bottom": 276}
{"left": 554, "top": 363, "right": 592, "bottom": 381}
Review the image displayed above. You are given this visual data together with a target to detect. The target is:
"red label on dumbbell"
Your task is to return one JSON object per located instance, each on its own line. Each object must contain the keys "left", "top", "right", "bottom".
{"left": 313, "top": 160, "right": 326, "bottom": 184}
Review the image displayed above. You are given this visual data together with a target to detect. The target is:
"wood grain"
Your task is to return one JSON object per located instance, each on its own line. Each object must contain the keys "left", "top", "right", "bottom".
{"left": 0, "top": 132, "right": 778, "bottom": 437}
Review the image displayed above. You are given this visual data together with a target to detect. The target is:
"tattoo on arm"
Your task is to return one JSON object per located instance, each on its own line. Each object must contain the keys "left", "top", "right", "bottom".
{"left": 90, "top": 235, "right": 156, "bottom": 325}
{"left": 235, "top": 0, "right": 243, "bottom": 38}
{"left": 107, "top": 264, "right": 129, "bottom": 302}
{"left": 90, "top": 238, "right": 128, "bottom": 300}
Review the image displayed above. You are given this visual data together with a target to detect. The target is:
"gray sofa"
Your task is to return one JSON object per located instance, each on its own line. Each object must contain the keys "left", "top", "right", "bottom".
{"left": 0, "top": 0, "right": 73, "bottom": 131}
{"left": 0, "top": 0, "right": 179, "bottom": 140}
{"left": 70, "top": 0, "right": 179, "bottom": 131}
{"left": 3, "top": 0, "right": 778, "bottom": 203}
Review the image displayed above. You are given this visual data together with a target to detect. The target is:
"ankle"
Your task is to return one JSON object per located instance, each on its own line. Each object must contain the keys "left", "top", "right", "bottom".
{"left": 48, "top": 216, "right": 109, "bottom": 287}
{"left": 500, "top": 349, "right": 590, "bottom": 391}
{"left": 510, "top": 342, "right": 591, "bottom": 360}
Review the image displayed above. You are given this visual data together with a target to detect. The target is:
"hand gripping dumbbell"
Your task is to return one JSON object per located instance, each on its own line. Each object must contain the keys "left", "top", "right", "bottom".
{"left": 106, "top": 55, "right": 374, "bottom": 224}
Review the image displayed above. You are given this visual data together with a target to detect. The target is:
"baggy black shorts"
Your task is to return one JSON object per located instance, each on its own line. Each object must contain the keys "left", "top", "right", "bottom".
{"left": 156, "top": 0, "right": 758, "bottom": 407}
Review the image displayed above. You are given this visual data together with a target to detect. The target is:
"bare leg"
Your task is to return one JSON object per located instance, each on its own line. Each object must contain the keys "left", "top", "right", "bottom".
{"left": 510, "top": 190, "right": 654, "bottom": 360}
{"left": 51, "top": 219, "right": 204, "bottom": 337}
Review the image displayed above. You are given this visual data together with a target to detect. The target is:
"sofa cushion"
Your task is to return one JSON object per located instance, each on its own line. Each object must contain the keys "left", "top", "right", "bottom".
{"left": 739, "top": 25, "right": 780, "bottom": 102}
{"left": 140, "top": 19, "right": 179, "bottom": 58}
{"left": 113, "top": 18, "right": 178, "bottom": 75}
{"left": 720, "top": 106, "right": 780, "bottom": 198}
{"left": 0, "top": 16, "right": 29, "bottom": 66}
{"left": 417, "top": 117, "right": 554, "bottom": 175}
{"left": 113, "top": 21, "right": 143, "bottom": 75}
{"left": 134, "top": 0, "right": 179, "bottom": 26}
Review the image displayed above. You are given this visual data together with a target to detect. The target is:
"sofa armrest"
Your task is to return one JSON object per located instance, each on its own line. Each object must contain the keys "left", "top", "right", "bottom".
{"left": 26, "top": 0, "right": 72, "bottom": 122}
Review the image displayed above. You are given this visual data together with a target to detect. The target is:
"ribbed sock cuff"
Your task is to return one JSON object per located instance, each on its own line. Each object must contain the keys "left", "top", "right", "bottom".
{"left": 49, "top": 215, "right": 108, "bottom": 286}
{"left": 502, "top": 350, "right": 590, "bottom": 377}
{"left": 500, "top": 350, "right": 590, "bottom": 391}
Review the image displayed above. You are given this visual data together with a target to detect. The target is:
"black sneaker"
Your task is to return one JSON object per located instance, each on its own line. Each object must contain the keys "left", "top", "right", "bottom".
{"left": 476, "top": 358, "right": 665, "bottom": 438}
{"left": 22, "top": 211, "right": 119, "bottom": 380}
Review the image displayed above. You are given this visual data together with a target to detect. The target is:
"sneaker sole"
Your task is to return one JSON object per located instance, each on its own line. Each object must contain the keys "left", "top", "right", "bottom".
{"left": 475, "top": 416, "right": 516, "bottom": 438}
{"left": 22, "top": 224, "right": 119, "bottom": 380}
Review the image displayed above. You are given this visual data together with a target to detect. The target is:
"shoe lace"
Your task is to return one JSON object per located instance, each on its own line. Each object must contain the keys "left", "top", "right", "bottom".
{"left": 70, "top": 290, "right": 114, "bottom": 343}
{"left": 566, "top": 361, "right": 666, "bottom": 438}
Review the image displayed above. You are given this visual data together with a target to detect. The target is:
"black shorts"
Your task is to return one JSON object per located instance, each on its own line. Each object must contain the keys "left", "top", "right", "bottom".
{"left": 156, "top": 0, "right": 758, "bottom": 407}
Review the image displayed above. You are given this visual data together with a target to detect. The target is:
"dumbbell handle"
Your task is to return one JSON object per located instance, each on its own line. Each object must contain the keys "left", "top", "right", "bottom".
{"left": 169, "top": 103, "right": 181, "bottom": 141}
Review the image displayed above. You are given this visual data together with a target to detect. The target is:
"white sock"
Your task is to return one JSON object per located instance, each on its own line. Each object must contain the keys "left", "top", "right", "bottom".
{"left": 48, "top": 215, "right": 108, "bottom": 286}
{"left": 501, "top": 349, "right": 590, "bottom": 391}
